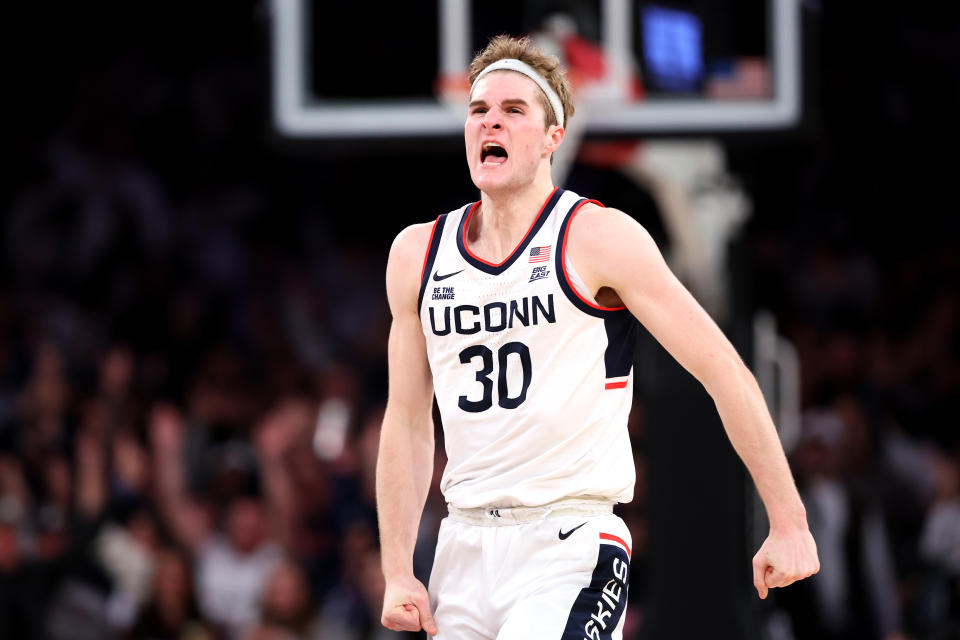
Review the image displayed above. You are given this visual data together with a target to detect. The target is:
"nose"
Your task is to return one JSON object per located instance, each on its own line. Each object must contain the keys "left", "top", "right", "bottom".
{"left": 482, "top": 108, "right": 503, "bottom": 130}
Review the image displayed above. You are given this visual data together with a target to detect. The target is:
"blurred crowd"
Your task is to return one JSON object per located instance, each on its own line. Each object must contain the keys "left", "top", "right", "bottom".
{"left": 0, "top": 141, "right": 420, "bottom": 638}
{"left": 3, "top": 8, "right": 412, "bottom": 638}
{"left": 746, "top": 217, "right": 960, "bottom": 640}
{"left": 0, "top": 135, "right": 414, "bottom": 638}
{"left": 3, "top": 3, "right": 959, "bottom": 640}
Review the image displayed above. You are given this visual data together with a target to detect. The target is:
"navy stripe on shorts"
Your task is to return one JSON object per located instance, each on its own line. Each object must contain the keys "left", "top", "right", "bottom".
{"left": 561, "top": 541, "right": 630, "bottom": 639}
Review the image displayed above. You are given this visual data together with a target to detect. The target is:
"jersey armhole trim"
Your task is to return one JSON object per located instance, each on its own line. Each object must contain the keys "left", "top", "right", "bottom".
{"left": 556, "top": 199, "right": 629, "bottom": 318}
{"left": 417, "top": 213, "right": 448, "bottom": 313}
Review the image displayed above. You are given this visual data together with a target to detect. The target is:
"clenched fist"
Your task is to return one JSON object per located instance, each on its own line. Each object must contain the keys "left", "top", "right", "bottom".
{"left": 752, "top": 526, "right": 820, "bottom": 599}
{"left": 381, "top": 574, "right": 438, "bottom": 636}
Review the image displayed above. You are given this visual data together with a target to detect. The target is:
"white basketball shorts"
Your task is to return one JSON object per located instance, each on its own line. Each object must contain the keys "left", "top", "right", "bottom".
{"left": 427, "top": 500, "right": 632, "bottom": 639}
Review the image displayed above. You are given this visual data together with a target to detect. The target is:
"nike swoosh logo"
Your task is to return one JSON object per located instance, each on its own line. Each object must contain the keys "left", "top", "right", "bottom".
{"left": 558, "top": 522, "right": 587, "bottom": 540}
{"left": 433, "top": 269, "right": 464, "bottom": 281}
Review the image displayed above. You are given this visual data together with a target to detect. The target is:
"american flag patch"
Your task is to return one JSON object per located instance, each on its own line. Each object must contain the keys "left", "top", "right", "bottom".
{"left": 529, "top": 246, "right": 551, "bottom": 263}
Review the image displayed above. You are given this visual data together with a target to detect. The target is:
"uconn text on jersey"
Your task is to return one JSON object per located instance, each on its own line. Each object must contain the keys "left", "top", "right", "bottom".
{"left": 428, "top": 294, "right": 556, "bottom": 336}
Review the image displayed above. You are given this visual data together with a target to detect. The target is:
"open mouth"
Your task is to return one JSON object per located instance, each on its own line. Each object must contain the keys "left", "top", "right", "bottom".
{"left": 481, "top": 142, "right": 508, "bottom": 166}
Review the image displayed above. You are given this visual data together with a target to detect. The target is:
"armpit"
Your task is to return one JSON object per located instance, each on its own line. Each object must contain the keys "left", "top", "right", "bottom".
{"left": 596, "top": 286, "right": 624, "bottom": 308}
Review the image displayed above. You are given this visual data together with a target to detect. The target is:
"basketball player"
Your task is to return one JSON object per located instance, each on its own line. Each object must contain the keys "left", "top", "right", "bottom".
{"left": 376, "top": 36, "right": 818, "bottom": 638}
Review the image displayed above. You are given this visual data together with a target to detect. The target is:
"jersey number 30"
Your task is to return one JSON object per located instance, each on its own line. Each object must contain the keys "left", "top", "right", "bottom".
{"left": 458, "top": 342, "right": 532, "bottom": 412}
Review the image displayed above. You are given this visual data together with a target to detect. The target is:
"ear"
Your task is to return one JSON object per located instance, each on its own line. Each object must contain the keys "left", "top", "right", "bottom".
{"left": 544, "top": 124, "right": 565, "bottom": 156}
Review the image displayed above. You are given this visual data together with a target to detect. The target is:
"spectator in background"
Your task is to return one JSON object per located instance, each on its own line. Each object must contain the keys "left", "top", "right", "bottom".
{"left": 17, "top": 340, "right": 72, "bottom": 462}
{"left": 151, "top": 403, "right": 292, "bottom": 639}
{"left": 244, "top": 559, "right": 318, "bottom": 640}
{"left": 94, "top": 504, "right": 158, "bottom": 627}
{"left": 128, "top": 546, "right": 217, "bottom": 640}
{"left": 915, "top": 454, "right": 960, "bottom": 637}
{"left": 784, "top": 398, "right": 905, "bottom": 640}
{"left": 0, "top": 424, "right": 113, "bottom": 639}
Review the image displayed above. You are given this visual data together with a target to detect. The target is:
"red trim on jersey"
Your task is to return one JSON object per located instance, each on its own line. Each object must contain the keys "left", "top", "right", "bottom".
{"left": 461, "top": 186, "right": 559, "bottom": 267}
{"left": 561, "top": 200, "right": 628, "bottom": 312}
{"left": 604, "top": 380, "right": 629, "bottom": 389}
{"left": 420, "top": 216, "right": 442, "bottom": 281}
{"left": 600, "top": 532, "right": 631, "bottom": 558}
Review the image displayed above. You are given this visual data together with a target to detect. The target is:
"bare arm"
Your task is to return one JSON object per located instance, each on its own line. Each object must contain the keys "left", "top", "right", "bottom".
{"left": 149, "top": 404, "right": 209, "bottom": 554}
{"left": 568, "top": 205, "right": 819, "bottom": 597}
{"left": 74, "top": 428, "right": 106, "bottom": 519}
{"left": 377, "top": 222, "right": 439, "bottom": 635}
{"left": 254, "top": 398, "right": 311, "bottom": 553}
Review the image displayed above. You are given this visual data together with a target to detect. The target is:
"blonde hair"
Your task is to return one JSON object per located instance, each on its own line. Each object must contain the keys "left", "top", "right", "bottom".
{"left": 468, "top": 35, "right": 574, "bottom": 130}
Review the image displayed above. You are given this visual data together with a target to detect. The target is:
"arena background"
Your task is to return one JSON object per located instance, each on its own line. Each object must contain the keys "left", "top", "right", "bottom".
{"left": 2, "top": 2, "right": 958, "bottom": 639}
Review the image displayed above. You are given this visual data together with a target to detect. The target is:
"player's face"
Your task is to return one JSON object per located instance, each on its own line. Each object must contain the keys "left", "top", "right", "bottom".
{"left": 465, "top": 71, "right": 559, "bottom": 193}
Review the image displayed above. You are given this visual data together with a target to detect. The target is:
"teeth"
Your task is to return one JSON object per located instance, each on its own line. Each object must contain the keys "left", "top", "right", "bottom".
{"left": 483, "top": 142, "right": 502, "bottom": 150}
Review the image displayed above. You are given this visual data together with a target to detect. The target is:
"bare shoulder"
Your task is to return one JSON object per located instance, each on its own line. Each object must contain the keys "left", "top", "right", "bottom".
{"left": 567, "top": 202, "right": 657, "bottom": 260}
{"left": 389, "top": 221, "right": 437, "bottom": 268}
{"left": 565, "top": 202, "right": 666, "bottom": 298}
{"left": 386, "top": 221, "right": 438, "bottom": 315}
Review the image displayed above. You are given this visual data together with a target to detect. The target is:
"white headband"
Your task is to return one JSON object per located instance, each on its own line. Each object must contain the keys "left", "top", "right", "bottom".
{"left": 470, "top": 58, "right": 565, "bottom": 128}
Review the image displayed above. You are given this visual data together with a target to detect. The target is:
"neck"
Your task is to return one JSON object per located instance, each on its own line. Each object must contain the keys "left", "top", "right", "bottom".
{"left": 476, "top": 167, "right": 555, "bottom": 239}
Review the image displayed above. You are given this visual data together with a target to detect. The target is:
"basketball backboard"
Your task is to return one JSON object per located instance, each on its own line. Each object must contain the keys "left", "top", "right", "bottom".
{"left": 271, "top": 0, "right": 802, "bottom": 138}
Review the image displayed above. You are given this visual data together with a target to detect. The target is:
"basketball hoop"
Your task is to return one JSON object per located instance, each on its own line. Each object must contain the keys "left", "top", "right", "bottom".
{"left": 435, "top": 71, "right": 470, "bottom": 108}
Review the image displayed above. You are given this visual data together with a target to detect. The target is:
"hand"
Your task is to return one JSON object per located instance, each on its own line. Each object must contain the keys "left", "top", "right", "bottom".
{"left": 255, "top": 399, "right": 309, "bottom": 461}
{"left": 149, "top": 403, "right": 184, "bottom": 456}
{"left": 752, "top": 526, "right": 819, "bottom": 599}
{"left": 381, "top": 574, "right": 438, "bottom": 636}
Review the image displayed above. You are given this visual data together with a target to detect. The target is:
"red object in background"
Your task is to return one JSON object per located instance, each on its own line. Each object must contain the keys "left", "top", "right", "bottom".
{"left": 576, "top": 140, "right": 643, "bottom": 169}
{"left": 563, "top": 33, "right": 645, "bottom": 100}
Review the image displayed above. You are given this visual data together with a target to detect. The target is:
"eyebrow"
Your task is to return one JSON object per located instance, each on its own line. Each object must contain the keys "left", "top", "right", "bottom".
{"left": 468, "top": 98, "right": 531, "bottom": 109}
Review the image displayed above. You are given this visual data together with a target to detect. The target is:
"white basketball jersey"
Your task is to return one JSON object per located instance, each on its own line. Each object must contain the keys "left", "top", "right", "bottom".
{"left": 418, "top": 188, "right": 637, "bottom": 509}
